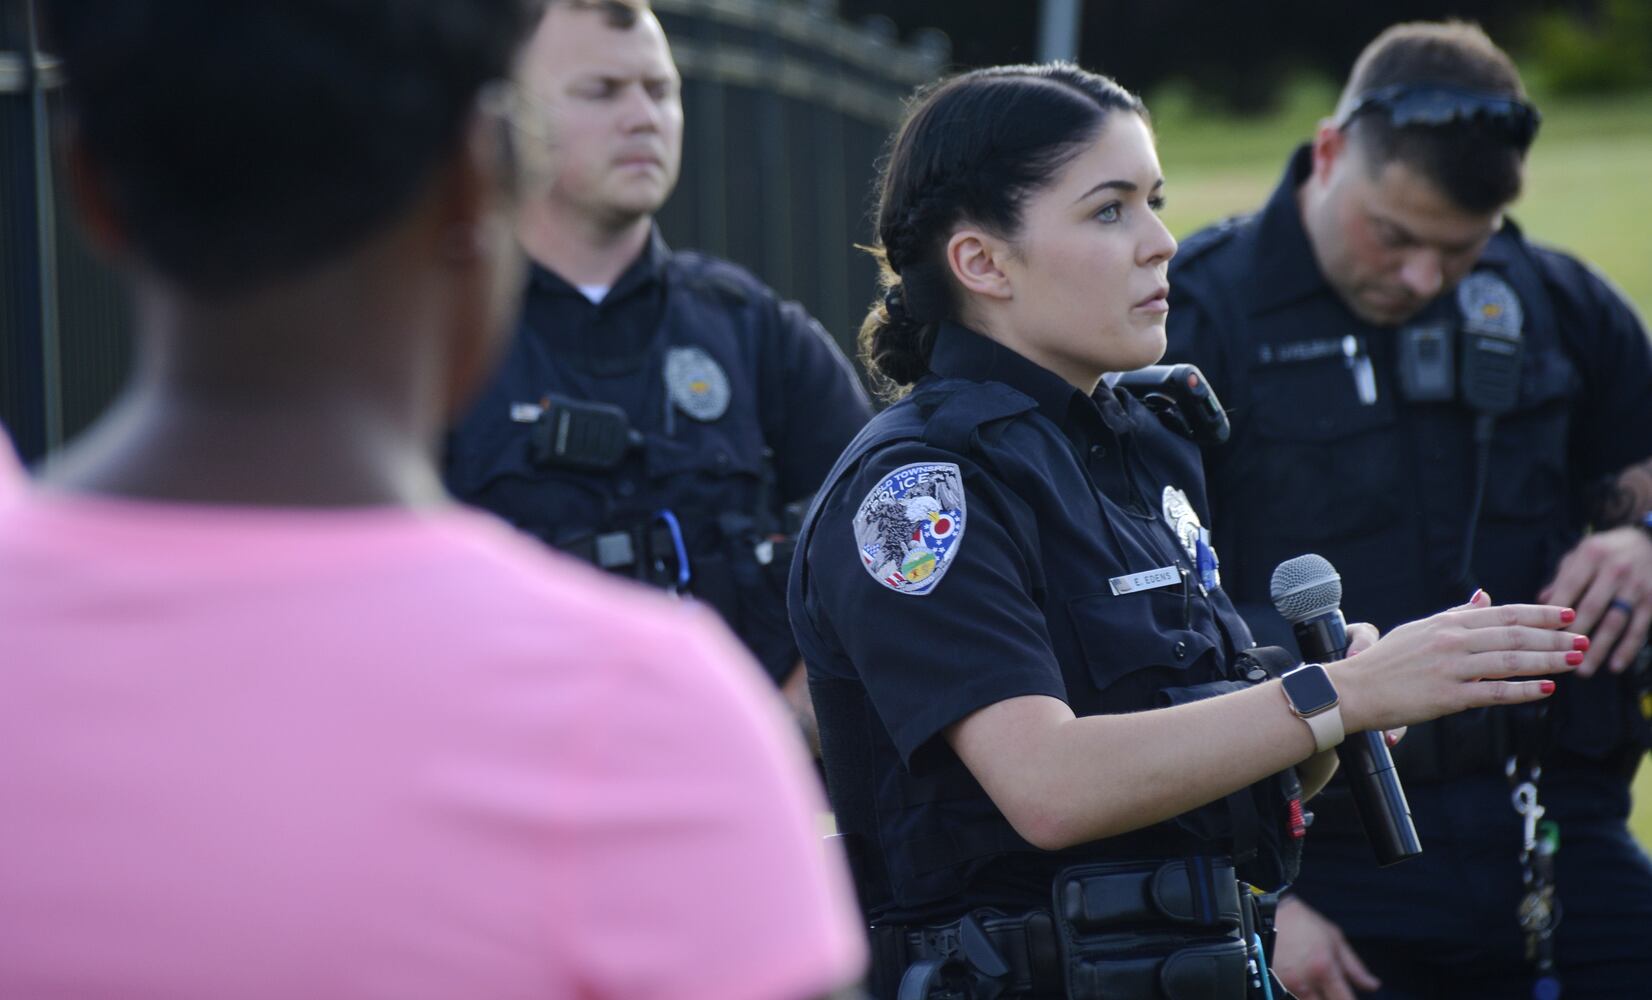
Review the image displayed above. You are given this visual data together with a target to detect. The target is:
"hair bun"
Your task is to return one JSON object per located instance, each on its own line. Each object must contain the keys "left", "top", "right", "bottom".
{"left": 882, "top": 285, "right": 913, "bottom": 328}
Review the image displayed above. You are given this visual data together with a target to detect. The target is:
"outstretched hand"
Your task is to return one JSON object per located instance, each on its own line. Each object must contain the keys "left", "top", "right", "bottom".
{"left": 1329, "top": 590, "right": 1583, "bottom": 734}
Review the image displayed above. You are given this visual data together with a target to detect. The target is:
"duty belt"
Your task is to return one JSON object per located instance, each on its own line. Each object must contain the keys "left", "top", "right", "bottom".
{"left": 870, "top": 858, "right": 1282, "bottom": 1000}
{"left": 870, "top": 909, "right": 1061, "bottom": 999}
{"left": 556, "top": 510, "right": 691, "bottom": 592}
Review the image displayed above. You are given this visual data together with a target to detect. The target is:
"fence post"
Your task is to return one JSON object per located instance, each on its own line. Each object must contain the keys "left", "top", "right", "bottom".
{"left": 1037, "top": 0, "right": 1084, "bottom": 64}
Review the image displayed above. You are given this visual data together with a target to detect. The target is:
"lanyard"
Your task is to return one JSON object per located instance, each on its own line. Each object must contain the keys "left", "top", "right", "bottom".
{"left": 1507, "top": 756, "right": 1562, "bottom": 999}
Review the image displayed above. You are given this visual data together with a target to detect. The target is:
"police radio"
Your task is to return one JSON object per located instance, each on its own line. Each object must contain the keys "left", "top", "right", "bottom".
{"left": 1458, "top": 273, "right": 1525, "bottom": 416}
{"left": 1112, "top": 364, "right": 1231, "bottom": 446}
{"left": 1396, "top": 271, "right": 1524, "bottom": 415}
{"left": 528, "top": 394, "right": 645, "bottom": 472}
{"left": 1396, "top": 271, "right": 1526, "bottom": 589}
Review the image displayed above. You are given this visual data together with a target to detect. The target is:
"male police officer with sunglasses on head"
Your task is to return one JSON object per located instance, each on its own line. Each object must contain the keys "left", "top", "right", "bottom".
{"left": 1165, "top": 20, "right": 1652, "bottom": 1000}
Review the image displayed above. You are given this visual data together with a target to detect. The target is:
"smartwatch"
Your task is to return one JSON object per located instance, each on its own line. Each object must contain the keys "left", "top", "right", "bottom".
{"left": 1281, "top": 663, "right": 1345, "bottom": 753}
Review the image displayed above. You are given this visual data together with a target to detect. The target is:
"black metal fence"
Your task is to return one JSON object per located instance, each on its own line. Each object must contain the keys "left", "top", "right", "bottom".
{"left": 653, "top": 0, "right": 947, "bottom": 350}
{"left": 2, "top": 0, "right": 132, "bottom": 464}
{"left": 0, "top": 0, "right": 946, "bottom": 463}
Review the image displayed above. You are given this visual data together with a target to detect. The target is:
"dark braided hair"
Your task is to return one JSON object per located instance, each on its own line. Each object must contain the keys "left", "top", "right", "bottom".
{"left": 858, "top": 63, "right": 1146, "bottom": 398}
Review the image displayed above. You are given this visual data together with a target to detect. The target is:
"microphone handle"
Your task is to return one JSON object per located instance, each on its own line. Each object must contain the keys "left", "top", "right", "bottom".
{"left": 1341, "top": 731, "right": 1423, "bottom": 866}
{"left": 1292, "top": 611, "right": 1423, "bottom": 867}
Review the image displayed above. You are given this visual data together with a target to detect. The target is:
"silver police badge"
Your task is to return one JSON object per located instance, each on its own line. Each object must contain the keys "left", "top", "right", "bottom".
{"left": 1162, "top": 486, "right": 1202, "bottom": 564}
{"left": 853, "top": 462, "right": 967, "bottom": 596}
{"left": 664, "top": 346, "right": 731, "bottom": 422}
{"left": 1457, "top": 271, "right": 1524, "bottom": 338}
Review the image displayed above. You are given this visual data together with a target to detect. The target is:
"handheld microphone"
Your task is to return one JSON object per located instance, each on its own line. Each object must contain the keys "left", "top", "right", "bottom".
{"left": 1271, "top": 554, "right": 1422, "bottom": 867}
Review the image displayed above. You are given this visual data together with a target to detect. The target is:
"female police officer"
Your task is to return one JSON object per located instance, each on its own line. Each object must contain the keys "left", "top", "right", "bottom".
{"left": 787, "top": 64, "right": 1585, "bottom": 1000}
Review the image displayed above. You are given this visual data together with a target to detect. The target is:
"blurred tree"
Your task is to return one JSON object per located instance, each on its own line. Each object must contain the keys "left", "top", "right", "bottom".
{"left": 1519, "top": 0, "right": 1652, "bottom": 93}
{"left": 842, "top": 0, "right": 1624, "bottom": 111}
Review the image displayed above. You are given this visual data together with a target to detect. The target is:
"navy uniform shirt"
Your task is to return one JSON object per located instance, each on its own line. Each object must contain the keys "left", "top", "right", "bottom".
{"left": 1165, "top": 147, "right": 1652, "bottom": 944}
{"left": 446, "top": 226, "right": 872, "bottom": 680}
{"left": 791, "top": 322, "right": 1297, "bottom": 924}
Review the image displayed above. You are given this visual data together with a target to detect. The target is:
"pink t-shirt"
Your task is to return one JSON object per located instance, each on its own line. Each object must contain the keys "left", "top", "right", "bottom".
{"left": 0, "top": 495, "right": 865, "bottom": 1000}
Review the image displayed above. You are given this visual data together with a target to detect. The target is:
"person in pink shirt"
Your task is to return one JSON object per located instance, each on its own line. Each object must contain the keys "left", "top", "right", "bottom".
{"left": 0, "top": 2, "right": 865, "bottom": 998}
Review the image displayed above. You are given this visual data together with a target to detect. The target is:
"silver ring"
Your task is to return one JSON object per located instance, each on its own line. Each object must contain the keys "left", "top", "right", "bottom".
{"left": 1609, "top": 597, "right": 1634, "bottom": 615}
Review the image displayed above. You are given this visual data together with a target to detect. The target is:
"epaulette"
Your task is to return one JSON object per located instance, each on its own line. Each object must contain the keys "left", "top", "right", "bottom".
{"left": 668, "top": 251, "right": 757, "bottom": 308}
{"left": 919, "top": 381, "right": 1038, "bottom": 454}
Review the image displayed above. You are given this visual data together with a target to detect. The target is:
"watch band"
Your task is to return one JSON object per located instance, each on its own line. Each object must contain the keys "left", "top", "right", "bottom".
{"left": 1297, "top": 700, "right": 1345, "bottom": 754}
{"left": 1281, "top": 663, "right": 1346, "bottom": 753}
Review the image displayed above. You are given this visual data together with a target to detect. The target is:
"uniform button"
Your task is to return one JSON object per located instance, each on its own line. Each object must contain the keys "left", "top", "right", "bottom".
{"left": 714, "top": 451, "right": 730, "bottom": 469}
{"left": 1174, "top": 640, "right": 1188, "bottom": 660}
{"left": 1090, "top": 444, "right": 1106, "bottom": 459}
{"left": 1245, "top": 666, "right": 1269, "bottom": 683}
{"left": 617, "top": 480, "right": 636, "bottom": 498}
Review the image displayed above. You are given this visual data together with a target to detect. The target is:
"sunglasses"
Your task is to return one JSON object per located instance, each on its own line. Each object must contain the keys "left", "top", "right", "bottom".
{"left": 1338, "top": 85, "right": 1541, "bottom": 151}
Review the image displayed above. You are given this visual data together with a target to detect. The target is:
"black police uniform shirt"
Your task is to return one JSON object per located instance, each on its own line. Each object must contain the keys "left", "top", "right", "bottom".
{"left": 790, "top": 321, "right": 1304, "bottom": 925}
{"left": 445, "top": 226, "right": 872, "bottom": 682}
{"left": 1164, "top": 147, "right": 1652, "bottom": 942}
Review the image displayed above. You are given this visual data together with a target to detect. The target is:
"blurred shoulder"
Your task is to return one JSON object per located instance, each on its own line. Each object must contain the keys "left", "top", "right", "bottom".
{"left": 666, "top": 249, "right": 776, "bottom": 310}
{"left": 1171, "top": 213, "right": 1251, "bottom": 279}
{"left": 1521, "top": 237, "right": 1635, "bottom": 309}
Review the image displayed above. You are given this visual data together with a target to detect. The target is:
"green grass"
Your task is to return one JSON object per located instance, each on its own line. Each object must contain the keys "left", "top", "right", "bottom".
{"left": 1149, "top": 84, "right": 1652, "bottom": 848}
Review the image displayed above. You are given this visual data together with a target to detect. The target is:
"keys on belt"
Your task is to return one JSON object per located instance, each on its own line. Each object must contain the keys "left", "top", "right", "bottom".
{"left": 1509, "top": 758, "right": 1563, "bottom": 996}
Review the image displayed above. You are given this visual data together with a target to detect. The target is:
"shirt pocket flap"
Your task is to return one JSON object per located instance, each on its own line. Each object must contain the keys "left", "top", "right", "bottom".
{"left": 1069, "top": 589, "right": 1218, "bottom": 684}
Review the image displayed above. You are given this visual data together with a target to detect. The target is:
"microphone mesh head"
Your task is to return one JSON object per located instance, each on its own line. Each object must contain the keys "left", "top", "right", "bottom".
{"left": 1270, "top": 554, "right": 1343, "bottom": 623}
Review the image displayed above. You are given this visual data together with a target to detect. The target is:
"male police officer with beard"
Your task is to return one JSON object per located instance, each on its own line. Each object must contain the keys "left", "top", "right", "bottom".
{"left": 446, "top": 0, "right": 872, "bottom": 735}
{"left": 1165, "top": 20, "right": 1652, "bottom": 1000}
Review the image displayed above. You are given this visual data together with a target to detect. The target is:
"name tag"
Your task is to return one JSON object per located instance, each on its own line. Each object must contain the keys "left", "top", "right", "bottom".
{"left": 1109, "top": 566, "right": 1181, "bottom": 595}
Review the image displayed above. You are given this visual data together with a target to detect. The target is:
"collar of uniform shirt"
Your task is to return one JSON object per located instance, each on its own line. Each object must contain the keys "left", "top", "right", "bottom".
{"left": 528, "top": 222, "right": 673, "bottom": 305}
{"left": 1245, "top": 145, "right": 1331, "bottom": 317}
{"left": 926, "top": 321, "right": 1123, "bottom": 445}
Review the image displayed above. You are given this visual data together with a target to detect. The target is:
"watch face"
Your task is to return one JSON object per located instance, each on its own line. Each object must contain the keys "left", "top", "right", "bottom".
{"left": 1284, "top": 665, "right": 1339, "bottom": 715}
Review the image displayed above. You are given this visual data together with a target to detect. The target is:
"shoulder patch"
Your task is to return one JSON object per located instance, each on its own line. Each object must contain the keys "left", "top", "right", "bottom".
{"left": 852, "top": 462, "right": 967, "bottom": 596}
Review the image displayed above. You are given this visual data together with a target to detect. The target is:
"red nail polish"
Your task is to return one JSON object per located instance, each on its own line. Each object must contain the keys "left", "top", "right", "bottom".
{"left": 1573, "top": 635, "right": 1590, "bottom": 651}
{"left": 1567, "top": 651, "right": 1584, "bottom": 665}
{"left": 1470, "top": 588, "right": 1485, "bottom": 603}
{"left": 1560, "top": 609, "right": 1577, "bottom": 624}
{"left": 1540, "top": 680, "right": 1556, "bottom": 694}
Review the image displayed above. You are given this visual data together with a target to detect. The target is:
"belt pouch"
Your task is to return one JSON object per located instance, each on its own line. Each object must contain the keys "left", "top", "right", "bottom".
{"left": 1052, "top": 859, "right": 1249, "bottom": 1000}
